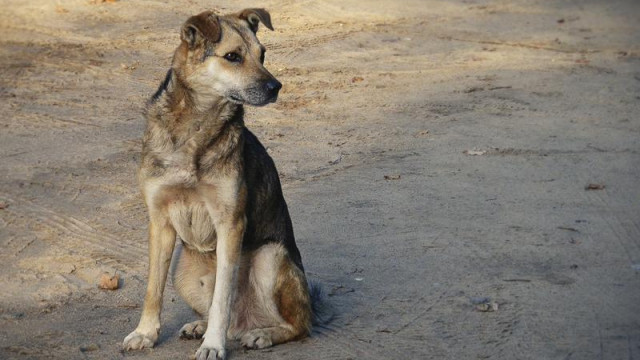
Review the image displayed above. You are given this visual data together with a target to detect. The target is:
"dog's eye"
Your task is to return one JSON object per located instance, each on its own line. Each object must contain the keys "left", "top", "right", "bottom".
{"left": 223, "top": 52, "right": 242, "bottom": 63}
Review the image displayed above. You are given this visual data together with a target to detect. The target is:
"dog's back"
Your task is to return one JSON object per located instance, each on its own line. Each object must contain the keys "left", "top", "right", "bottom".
{"left": 241, "top": 128, "right": 304, "bottom": 268}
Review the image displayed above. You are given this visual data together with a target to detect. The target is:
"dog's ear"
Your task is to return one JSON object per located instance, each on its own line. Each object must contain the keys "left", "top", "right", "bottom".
{"left": 181, "top": 11, "right": 221, "bottom": 49}
{"left": 238, "top": 8, "right": 273, "bottom": 33}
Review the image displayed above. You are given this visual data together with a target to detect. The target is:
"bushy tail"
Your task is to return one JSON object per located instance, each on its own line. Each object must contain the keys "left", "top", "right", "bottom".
{"left": 309, "top": 280, "right": 334, "bottom": 326}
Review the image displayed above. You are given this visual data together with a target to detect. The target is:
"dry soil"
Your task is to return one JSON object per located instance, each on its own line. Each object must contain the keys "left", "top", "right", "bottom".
{"left": 1, "top": 0, "right": 639, "bottom": 359}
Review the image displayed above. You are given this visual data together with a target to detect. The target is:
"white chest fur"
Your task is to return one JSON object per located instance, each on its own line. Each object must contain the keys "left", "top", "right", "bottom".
{"left": 167, "top": 196, "right": 217, "bottom": 252}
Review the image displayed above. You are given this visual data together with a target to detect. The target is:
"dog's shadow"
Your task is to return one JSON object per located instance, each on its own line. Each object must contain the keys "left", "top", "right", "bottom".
{"left": 155, "top": 295, "right": 198, "bottom": 345}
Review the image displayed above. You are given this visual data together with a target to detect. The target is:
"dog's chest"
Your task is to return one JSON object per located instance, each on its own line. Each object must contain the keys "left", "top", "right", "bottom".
{"left": 167, "top": 195, "right": 217, "bottom": 252}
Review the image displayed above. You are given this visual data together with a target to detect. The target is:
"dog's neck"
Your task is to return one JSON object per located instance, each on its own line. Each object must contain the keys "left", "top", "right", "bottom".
{"left": 146, "top": 69, "right": 245, "bottom": 160}
{"left": 162, "top": 69, "right": 241, "bottom": 121}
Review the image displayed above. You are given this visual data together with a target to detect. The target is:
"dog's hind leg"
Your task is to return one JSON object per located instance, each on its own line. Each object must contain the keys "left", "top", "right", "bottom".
{"left": 179, "top": 319, "right": 208, "bottom": 340}
{"left": 239, "top": 243, "right": 312, "bottom": 349}
{"left": 171, "top": 242, "right": 216, "bottom": 339}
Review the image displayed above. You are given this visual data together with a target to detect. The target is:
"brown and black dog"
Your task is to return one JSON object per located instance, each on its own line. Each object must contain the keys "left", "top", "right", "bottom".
{"left": 122, "top": 9, "right": 326, "bottom": 360}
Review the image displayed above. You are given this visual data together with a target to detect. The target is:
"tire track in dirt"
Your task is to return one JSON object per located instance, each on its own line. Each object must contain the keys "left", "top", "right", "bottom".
{"left": 267, "top": 31, "right": 356, "bottom": 52}
{"left": 309, "top": 288, "right": 441, "bottom": 359}
{"left": 313, "top": 323, "right": 402, "bottom": 360}
{"left": 578, "top": 174, "right": 640, "bottom": 266}
{"left": 266, "top": 0, "right": 407, "bottom": 59}
{"left": 0, "top": 193, "right": 146, "bottom": 272}
{"left": 0, "top": 23, "right": 96, "bottom": 44}
{"left": 436, "top": 35, "right": 601, "bottom": 54}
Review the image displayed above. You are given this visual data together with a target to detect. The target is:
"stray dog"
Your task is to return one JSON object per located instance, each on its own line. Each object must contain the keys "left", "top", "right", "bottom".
{"left": 122, "top": 9, "right": 323, "bottom": 360}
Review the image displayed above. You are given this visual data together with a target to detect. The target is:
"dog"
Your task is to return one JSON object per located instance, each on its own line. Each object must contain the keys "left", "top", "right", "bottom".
{"left": 122, "top": 9, "right": 323, "bottom": 360}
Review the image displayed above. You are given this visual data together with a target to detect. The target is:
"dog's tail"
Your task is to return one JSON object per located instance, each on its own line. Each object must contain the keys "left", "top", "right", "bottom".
{"left": 309, "top": 280, "right": 334, "bottom": 326}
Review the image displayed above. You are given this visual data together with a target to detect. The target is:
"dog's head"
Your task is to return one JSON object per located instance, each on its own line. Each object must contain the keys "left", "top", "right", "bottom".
{"left": 173, "top": 9, "right": 281, "bottom": 107}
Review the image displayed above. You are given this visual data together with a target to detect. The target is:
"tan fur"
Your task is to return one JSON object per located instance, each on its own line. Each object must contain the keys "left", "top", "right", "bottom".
{"left": 173, "top": 242, "right": 311, "bottom": 345}
{"left": 123, "top": 9, "right": 311, "bottom": 360}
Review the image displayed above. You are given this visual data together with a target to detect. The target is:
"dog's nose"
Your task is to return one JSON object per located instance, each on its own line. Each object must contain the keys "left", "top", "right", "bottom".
{"left": 265, "top": 79, "right": 282, "bottom": 94}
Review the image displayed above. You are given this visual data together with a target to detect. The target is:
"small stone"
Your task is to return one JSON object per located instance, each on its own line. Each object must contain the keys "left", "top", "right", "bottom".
{"left": 470, "top": 296, "right": 491, "bottom": 305}
{"left": 98, "top": 273, "right": 120, "bottom": 290}
{"left": 475, "top": 302, "right": 499, "bottom": 312}
{"left": 80, "top": 343, "right": 100, "bottom": 352}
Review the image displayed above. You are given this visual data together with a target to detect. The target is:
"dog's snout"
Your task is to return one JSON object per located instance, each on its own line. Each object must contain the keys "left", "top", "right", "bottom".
{"left": 265, "top": 79, "right": 282, "bottom": 94}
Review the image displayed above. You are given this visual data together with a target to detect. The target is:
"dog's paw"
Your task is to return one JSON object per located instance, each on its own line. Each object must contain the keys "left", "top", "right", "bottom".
{"left": 241, "top": 329, "right": 273, "bottom": 349}
{"left": 179, "top": 320, "right": 207, "bottom": 340}
{"left": 195, "top": 345, "right": 226, "bottom": 360}
{"left": 123, "top": 330, "right": 156, "bottom": 351}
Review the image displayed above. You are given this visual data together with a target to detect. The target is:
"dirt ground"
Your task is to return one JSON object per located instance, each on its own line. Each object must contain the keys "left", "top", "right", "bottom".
{"left": 1, "top": 0, "right": 639, "bottom": 359}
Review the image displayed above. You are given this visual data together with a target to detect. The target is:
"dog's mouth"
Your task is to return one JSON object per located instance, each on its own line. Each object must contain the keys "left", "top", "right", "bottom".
{"left": 228, "top": 93, "right": 244, "bottom": 104}
{"left": 248, "top": 94, "right": 278, "bottom": 107}
{"left": 228, "top": 91, "right": 278, "bottom": 107}
{"left": 263, "top": 93, "right": 279, "bottom": 104}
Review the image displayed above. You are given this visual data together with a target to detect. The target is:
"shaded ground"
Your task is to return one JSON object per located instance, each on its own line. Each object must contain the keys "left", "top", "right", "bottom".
{"left": 1, "top": 0, "right": 639, "bottom": 359}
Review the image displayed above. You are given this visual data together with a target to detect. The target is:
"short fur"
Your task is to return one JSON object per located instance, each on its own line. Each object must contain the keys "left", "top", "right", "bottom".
{"left": 122, "top": 9, "right": 314, "bottom": 360}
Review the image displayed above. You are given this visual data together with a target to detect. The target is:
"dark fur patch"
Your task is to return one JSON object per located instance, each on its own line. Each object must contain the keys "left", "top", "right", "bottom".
{"left": 308, "top": 280, "right": 334, "bottom": 325}
{"left": 238, "top": 9, "right": 273, "bottom": 32}
{"left": 150, "top": 69, "right": 173, "bottom": 103}
{"left": 182, "top": 11, "right": 221, "bottom": 48}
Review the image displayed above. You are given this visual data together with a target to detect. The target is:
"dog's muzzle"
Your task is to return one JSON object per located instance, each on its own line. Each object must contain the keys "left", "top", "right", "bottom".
{"left": 238, "top": 78, "right": 282, "bottom": 106}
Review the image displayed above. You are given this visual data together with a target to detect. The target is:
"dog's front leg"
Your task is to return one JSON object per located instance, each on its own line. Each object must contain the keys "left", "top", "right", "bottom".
{"left": 123, "top": 212, "right": 176, "bottom": 350}
{"left": 196, "top": 196, "right": 245, "bottom": 360}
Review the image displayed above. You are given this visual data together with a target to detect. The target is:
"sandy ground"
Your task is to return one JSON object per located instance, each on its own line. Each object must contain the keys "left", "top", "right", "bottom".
{"left": 1, "top": 0, "right": 639, "bottom": 359}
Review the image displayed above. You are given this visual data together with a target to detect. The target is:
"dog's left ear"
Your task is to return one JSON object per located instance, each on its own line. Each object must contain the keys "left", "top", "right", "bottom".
{"left": 238, "top": 8, "right": 274, "bottom": 33}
